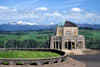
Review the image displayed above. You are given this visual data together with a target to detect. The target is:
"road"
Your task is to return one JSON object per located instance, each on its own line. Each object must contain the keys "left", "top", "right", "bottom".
{"left": 70, "top": 54, "right": 100, "bottom": 67}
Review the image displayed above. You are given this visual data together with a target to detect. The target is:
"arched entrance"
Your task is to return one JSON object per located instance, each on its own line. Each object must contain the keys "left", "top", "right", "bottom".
{"left": 65, "top": 41, "right": 75, "bottom": 50}
{"left": 68, "top": 42, "right": 72, "bottom": 50}
{"left": 72, "top": 42, "right": 75, "bottom": 49}
{"left": 54, "top": 41, "right": 62, "bottom": 49}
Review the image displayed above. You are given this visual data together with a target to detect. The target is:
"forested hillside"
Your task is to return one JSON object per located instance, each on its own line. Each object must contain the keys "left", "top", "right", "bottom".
{"left": 0, "top": 29, "right": 100, "bottom": 49}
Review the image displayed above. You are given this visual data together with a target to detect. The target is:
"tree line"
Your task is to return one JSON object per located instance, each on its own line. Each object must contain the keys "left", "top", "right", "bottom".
{"left": 0, "top": 40, "right": 50, "bottom": 48}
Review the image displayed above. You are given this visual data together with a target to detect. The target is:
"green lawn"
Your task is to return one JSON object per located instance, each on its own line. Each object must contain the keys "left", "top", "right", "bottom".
{"left": 0, "top": 50, "right": 60, "bottom": 58}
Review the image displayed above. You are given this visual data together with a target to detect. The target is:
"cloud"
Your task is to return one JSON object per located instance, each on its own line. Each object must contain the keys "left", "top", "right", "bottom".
{"left": 53, "top": 12, "right": 62, "bottom": 16}
{"left": 0, "top": 6, "right": 16, "bottom": 11}
{"left": 0, "top": 6, "right": 9, "bottom": 9}
{"left": 17, "top": 21, "right": 23, "bottom": 24}
{"left": 44, "top": 8, "right": 100, "bottom": 24}
{"left": 0, "top": 7, "right": 40, "bottom": 22}
{"left": 63, "top": 9, "right": 100, "bottom": 24}
{"left": 26, "top": 22, "right": 38, "bottom": 25}
{"left": 0, "top": 5, "right": 100, "bottom": 25}
{"left": 16, "top": 21, "right": 38, "bottom": 25}
{"left": 50, "top": 22, "right": 55, "bottom": 25}
{"left": 35, "top": 7, "right": 48, "bottom": 11}
{"left": 71, "top": 8, "right": 81, "bottom": 12}
{"left": 45, "top": 12, "right": 63, "bottom": 17}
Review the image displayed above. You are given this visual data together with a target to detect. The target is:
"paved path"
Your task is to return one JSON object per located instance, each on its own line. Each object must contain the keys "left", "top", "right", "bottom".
{"left": 62, "top": 49, "right": 85, "bottom": 55}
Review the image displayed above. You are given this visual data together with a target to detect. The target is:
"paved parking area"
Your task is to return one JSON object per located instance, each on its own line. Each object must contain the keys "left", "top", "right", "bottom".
{"left": 71, "top": 54, "right": 100, "bottom": 67}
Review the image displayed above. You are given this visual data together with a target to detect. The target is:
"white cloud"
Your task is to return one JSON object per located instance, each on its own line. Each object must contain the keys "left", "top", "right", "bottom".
{"left": 0, "top": 6, "right": 9, "bottom": 9}
{"left": 50, "top": 22, "right": 55, "bottom": 25}
{"left": 12, "top": 8, "right": 17, "bottom": 11}
{"left": 0, "top": 6, "right": 16, "bottom": 11}
{"left": 35, "top": 7, "right": 48, "bottom": 11}
{"left": 64, "top": 10, "right": 100, "bottom": 24}
{"left": 16, "top": 21, "right": 38, "bottom": 25}
{"left": 86, "top": 12, "right": 96, "bottom": 18}
{"left": 0, "top": 5, "right": 100, "bottom": 25}
{"left": 45, "top": 12, "right": 63, "bottom": 17}
{"left": 17, "top": 21, "right": 23, "bottom": 24}
{"left": 0, "top": 5, "right": 17, "bottom": 12}
{"left": 53, "top": 12, "right": 62, "bottom": 16}
{"left": 0, "top": 8, "right": 39, "bottom": 22}
{"left": 26, "top": 22, "right": 38, "bottom": 25}
{"left": 71, "top": 8, "right": 81, "bottom": 12}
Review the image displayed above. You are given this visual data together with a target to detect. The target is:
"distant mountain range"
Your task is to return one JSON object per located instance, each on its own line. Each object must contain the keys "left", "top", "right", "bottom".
{"left": 0, "top": 24, "right": 100, "bottom": 32}
{"left": 0, "top": 24, "right": 56, "bottom": 32}
{"left": 78, "top": 24, "right": 100, "bottom": 30}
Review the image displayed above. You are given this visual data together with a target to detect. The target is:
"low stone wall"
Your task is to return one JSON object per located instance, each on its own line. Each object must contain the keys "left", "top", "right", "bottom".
{"left": 0, "top": 48, "right": 67, "bottom": 65}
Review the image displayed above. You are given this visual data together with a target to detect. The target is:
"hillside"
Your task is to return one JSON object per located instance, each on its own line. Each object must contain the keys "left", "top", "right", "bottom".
{"left": 0, "top": 29, "right": 100, "bottom": 49}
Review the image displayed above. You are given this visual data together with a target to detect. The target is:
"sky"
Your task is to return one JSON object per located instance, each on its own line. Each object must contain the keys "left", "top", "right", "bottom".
{"left": 0, "top": 0, "right": 100, "bottom": 25}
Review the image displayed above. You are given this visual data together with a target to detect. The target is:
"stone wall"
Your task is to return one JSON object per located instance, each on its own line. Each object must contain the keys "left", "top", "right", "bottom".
{"left": 0, "top": 48, "right": 67, "bottom": 65}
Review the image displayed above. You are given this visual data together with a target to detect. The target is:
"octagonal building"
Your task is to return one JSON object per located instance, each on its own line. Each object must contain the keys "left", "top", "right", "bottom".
{"left": 50, "top": 21, "right": 85, "bottom": 50}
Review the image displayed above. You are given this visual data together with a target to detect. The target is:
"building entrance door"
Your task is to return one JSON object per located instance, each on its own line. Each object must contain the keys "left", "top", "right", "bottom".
{"left": 68, "top": 42, "right": 72, "bottom": 50}
{"left": 65, "top": 41, "right": 72, "bottom": 50}
{"left": 72, "top": 42, "right": 75, "bottom": 49}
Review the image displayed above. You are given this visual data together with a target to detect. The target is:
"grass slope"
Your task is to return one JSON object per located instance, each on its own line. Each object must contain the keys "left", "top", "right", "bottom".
{"left": 0, "top": 50, "right": 60, "bottom": 58}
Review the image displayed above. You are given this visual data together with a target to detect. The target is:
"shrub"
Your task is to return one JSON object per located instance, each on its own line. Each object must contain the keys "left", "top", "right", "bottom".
{"left": 54, "top": 61, "right": 58, "bottom": 63}
{"left": 2, "top": 62, "right": 9, "bottom": 65}
{"left": 61, "top": 59, "right": 65, "bottom": 62}
{"left": 43, "top": 61, "right": 49, "bottom": 65}
{"left": 30, "top": 63, "right": 38, "bottom": 65}
{"left": 16, "top": 62, "right": 23, "bottom": 65}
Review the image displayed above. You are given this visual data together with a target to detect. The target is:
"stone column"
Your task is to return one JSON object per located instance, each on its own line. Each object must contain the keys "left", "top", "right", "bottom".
{"left": 58, "top": 41, "right": 60, "bottom": 49}
{"left": 50, "top": 37, "right": 54, "bottom": 49}
{"left": 75, "top": 41, "right": 77, "bottom": 49}
{"left": 67, "top": 40, "right": 68, "bottom": 49}
{"left": 71, "top": 41, "right": 72, "bottom": 49}
{"left": 82, "top": 39, "right": 85, "bottom": 49}
{"left": 76, "top": 41, "right": 78, "bottom": 49}
{"left": 61, "top": 38, "right": 65, "bottom": 50}
{"left": 55, "top": 41, "right": 56, "bottom": 49}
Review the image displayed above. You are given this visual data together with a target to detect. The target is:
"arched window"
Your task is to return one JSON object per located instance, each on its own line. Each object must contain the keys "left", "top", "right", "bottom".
{"left": 78, "top": 41, "right": 82, "bottom": 48}
{"left": 66, "top": 31, "right": 71, "bottom": 35}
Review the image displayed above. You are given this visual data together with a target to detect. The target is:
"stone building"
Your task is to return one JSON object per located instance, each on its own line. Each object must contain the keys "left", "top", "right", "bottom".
{"left": 50, "top": 21, "right": 85, "bottom": 50}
